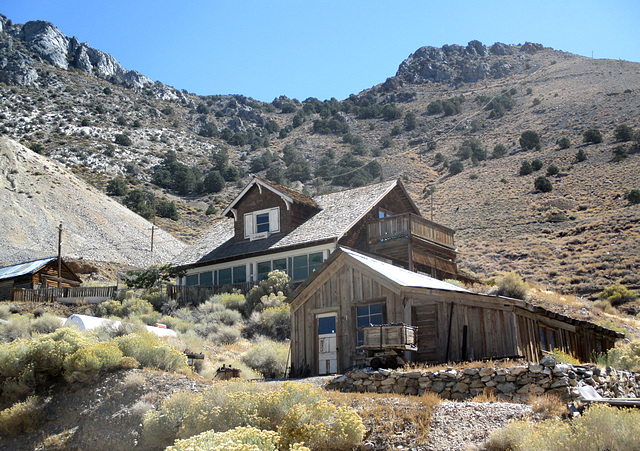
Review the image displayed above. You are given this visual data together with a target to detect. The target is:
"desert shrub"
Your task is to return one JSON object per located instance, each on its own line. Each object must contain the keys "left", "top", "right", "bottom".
{"left": 156, "top": 200, "right": 179, "bottom": 221}
{"left": 492, "top": 143, "right": 507, "bottom": 159}
{"left": 245, "top": 271, "right": 291, "bottom": 315}
{"left": 168, "top": 426, "right": 283, "bottom": 451}
{"left": 448, "top": 160, "right": 464, "bottom": 175}
{"left": 597, "top": 283, "right": 638, "bottom": 307}
{"left": 254, "top": 304, "right": 291, "bottom": 341}
{"left": 487, "top": 404, "right": 640, "bottom": 451}
{"left": 575, "top": 148, "right": 588, "bottom": 162}
{"left": 519, "top": 130, "right": 540, "bottom": 150}
{"left": 546, "top": 164, "right": 559, "bottom": 176}
{"left": 98, "top": 297, "right": 155, "bottom": 319}
{"left": 142, "top": 390, "right": 194, "bottom": 449}
{"left": 549, "top": 349, "right": 580, "bottom": 365}
{"left": 0, "top": 396, "right": 44, "bottom": 436}
{"left": 115, "top": 332, "right": 187, "bottom": 372}
{"left": 31, "top": 314, "right": 63, "bottom": 334}
{"left": 106, "top": 177, "right": 128, "bottom": 196}
{"left": 114, "top": 133, "right": 132, "bottom": 146}
{"left": 241, "top": 339, "right": 289, "bottom": 379}
{"left": 63, "top": 341, "right": 123, "bottom": 383}
{"left": 557, "top": 137, "right": 571, "bottom": 149}
{"left": 494, "top": 272, "right": 528, "bottom": 300}
{"left": 279, "top": 400, "right": 366, "bottom": 450}
{"left": 531, "top": 159, "right": 543, "bottom": 171}
{"left": 530, "top": 393, "right": 568, "bottom": 419}
{"left": 519, "top": 160, "right": 533, "bottom": 175}
{"left": 217, "top": 292, "right": 246, "bottom": 311}
{"left": 583, "top": 128, "right": 603, "bottom": 144}
{"left": 0, "top": 314, "right": 33, "bottom": 342}
{"left": 601, "top": 340, "right": 640, "bottom": 372}
{"left": 614, "top": 124, "right": 634, "bottom": 142}
{"left": 612, "top": 145, "right": 628, "bottom": 162}
{"left": 534, "top": 176, "right": 553, "bottom": 192}
{"left": 624, "top": 189, "right": 640, "bottom": 204}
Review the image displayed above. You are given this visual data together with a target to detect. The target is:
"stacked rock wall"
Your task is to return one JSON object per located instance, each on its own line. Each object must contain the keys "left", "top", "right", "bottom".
{"left": 326, "top": 356, "right": 640, "bottom": 402}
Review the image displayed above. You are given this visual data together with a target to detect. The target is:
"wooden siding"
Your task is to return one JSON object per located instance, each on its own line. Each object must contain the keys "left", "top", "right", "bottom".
{"left": 290, "top": 250, "right": 622, "bottom": 377}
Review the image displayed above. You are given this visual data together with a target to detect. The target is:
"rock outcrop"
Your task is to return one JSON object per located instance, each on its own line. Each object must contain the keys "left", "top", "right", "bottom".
{"left": 395, "top": 40, "right": 544, "bottom": 85}
{"left": 0, "top": 15, "right": 181, "bottom": 100}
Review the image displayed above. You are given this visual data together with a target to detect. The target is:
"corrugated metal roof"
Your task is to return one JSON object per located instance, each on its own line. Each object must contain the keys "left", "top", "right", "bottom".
{"left": 341, "top": 247, "right": 468, "bottom": 293}
{"left": 0, "top": 257, "right": 56, "bottom": 281}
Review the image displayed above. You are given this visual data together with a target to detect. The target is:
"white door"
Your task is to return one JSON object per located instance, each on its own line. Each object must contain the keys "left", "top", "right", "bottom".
{"left": 317, "top": 313, "right": 337, "bottom": 375}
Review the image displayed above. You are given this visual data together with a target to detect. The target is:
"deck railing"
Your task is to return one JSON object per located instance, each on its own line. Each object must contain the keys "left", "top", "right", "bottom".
{"left": 11, "top": 286, "right": 118, "bottom": 303}
{"left": 367, "top": 213, "right": 455, "bottom": 249}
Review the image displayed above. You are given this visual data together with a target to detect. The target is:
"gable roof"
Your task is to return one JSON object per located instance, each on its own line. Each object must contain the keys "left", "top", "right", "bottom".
{"left": 0, "top": 257, "right": 57, "bottom": 281}
{"left": 221, "top": 176, "right": 319, "bottom": 219}
{"left": 177, "top": 179, "right": 402, "bottom": 267}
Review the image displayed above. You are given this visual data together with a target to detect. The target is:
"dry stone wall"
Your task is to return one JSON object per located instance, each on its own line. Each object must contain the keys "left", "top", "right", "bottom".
{"left": 326, "top": 356, "right": 640, "bottom": 402}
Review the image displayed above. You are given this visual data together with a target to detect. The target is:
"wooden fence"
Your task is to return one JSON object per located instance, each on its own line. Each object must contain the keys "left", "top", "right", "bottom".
{"left": 11, "top": 286, "right": 118, "bottom": 304}
{"left": 167, "top": 281, "right": 258, "bottom": 306}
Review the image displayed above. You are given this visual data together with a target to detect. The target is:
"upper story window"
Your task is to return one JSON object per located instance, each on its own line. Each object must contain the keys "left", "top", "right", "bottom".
{"left": 244, "top": 207, "right": 280, "bottom": 239}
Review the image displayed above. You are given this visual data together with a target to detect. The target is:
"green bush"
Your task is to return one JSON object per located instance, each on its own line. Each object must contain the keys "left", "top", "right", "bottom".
{"left": 486, "top": 404, "right": 640, "bottom": 451}
{"left": 531, "top": 159, "right": 543, "bottom": 171}
{"left": 63, "top": 341, "right": 123, "bottom": 383}
{"left": 597, "top": 283, "right": 638, "bottom": 307}
{"left": 106, "top": 177, "right": 128, "bottom": 196}
{"left": 115, "top": 333, "right": 187, "bottom": 372}
{"left": 494, "top": 272, "right": 528, "bottom": 300}
{"left": 601, "top": 340, "right": 640, "bottom": 372}
{"left": 534, "top": 176, "right": 553, "bottom": 192}
{"left": 0, "top": 396, "right": 43, "bottom": 436}
{"left": 519, "top": 130, "right": 541, "bottom": 150}
{"left": 583, "top": 128, "right": 603, "bottom": 144}
{"left": 557, "top": 137, "right": 571, "bottom": 149}
{"left": 575, "top": 148, "right": 588, "bottom": 162}
{"left": 114, "top": 133, "right": 132, "bottom": 146}
{"left": 241, "top": 339, "right": 289, "bottom": 379}
{"left": 448, "top": 160, "right": 464, "bottom": 175}
{"left": 168, "top": 426, "right": 284, "bottom": 451}
{"left": 31, "top": 314, "right": 63, "bottom": 334}
{"left": 612, "top": 145, "right": 628, "bottom": 162}
{"left": 546, "top": 164, "right": 559, "bottom": 176}
{"left": 492, "top": 143, "right": 507, "bottom": 159}
{"left": 245, "top": 270, "right": 291, "bottom": 315}
{"left": 625, "top": 189, "right": 640, "bottom": 204}
{"left": 519, "top": 161, "right": 533, "bottom": 175}
{"left": 279, "top": 400, "right": 366, "bottom": 451}
{"left": 156, "top": 200, "right": 180, "bottom": 221}
{"left": 614, "top": 124, "right": 634, "bottom": 142}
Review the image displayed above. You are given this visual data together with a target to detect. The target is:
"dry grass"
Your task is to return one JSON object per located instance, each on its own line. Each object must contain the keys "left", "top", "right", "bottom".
{"left": 402, "top": 358, "right": 526, "bottom": 373}
{"left": 530, "top": 393, "right": 568, "bottom": 419}
{"left": 325, "top": 391, "right": 441, "bottom": 446}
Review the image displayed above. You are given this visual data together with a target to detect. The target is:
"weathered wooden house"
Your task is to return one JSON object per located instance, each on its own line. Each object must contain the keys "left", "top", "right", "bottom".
{"left": 289, "top": 248, "right": 623, "bottom": 376}
{"left": 0, "top": 257, "right": 82, "bottom": 301}
{"left": 174, "top": 177, "right": 459, "bottom": 300}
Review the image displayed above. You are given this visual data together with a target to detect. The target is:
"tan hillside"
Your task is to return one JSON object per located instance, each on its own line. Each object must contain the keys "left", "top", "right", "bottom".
{"left": 0, "top": 136, "right": 185, "bottom": 267}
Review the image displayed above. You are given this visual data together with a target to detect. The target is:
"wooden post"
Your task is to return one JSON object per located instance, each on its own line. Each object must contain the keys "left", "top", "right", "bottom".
{"left": 57, "top": 223, "right": 62, "bottom": 288}
{"left": 151, "top": 226, "right": 155, "bottom": 252}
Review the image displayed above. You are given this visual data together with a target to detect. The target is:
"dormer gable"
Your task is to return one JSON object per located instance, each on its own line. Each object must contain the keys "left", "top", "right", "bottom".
{"left": 222, "top": 177, "right": 321, "bottom": 242}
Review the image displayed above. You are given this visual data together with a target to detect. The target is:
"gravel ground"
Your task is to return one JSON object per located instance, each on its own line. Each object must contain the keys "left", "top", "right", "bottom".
{"left": 424, "top": 401, "right": 533, "bottom": 450}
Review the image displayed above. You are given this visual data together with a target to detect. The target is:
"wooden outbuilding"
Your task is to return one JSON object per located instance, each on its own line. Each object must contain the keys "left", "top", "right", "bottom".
{"left": 0, "top": 257, "right": 82, "bottom": 301}
{"left": 289, "top": 248, "right": 623, "bottom": 376}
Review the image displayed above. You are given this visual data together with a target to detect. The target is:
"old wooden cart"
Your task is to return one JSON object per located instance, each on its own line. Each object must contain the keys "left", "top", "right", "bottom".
{"left": 356, "top": 323, "right": 417, "bottom": 370}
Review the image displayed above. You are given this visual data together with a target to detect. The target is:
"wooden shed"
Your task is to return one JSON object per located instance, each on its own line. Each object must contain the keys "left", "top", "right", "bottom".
{"left": 289, "top": 248, "right": 623, "bottom": 376}
{"left": 0, "top": 257, "right": 82, "bottom": 301}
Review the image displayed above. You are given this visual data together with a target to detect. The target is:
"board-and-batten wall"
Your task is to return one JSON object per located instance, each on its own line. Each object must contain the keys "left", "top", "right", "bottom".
{"left": 291, "top": 256, "right": 522, "bottom": 375}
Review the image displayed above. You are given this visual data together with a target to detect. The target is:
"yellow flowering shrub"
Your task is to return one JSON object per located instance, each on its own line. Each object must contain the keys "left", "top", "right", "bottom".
{"left": 278, "top": 400, "right": 365, "bottom": 451}
{"left": 63, "top": 341, "right": 123, "bottom": 383}
{"left": 0, "top": 395, "right": 43, "bottom": 436}
{"left": 167, "top": 426, "right": 281, "bottom": 451}
{"left": 114, "top": 332, "right": 188, "bottom": 371}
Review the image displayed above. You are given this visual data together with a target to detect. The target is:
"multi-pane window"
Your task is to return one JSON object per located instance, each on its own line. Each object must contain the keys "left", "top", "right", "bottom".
{"left": 185, "top": 274, "right": 199, "bottom": 286}
{"left": 356, "top": 303, "right": 386, "bottom": 348}
{"left": 292, "top": 252, "right": 324, "bottom": 281}
{"left": 199, "top": 271, "right": 213, "bottom": 287}
{"left": 244, "top": 207, "right": 280, "bottom": 238}
{"left": 257, "top": 261, "right": 271, "bottom": 281}
{"left": 538, "top": 325, "right": 557, "bottom": 352}
{"left": 256, "top": 213, "right": 270, "bottom": 233}
{"left": 218, "top": 268, "right": 232, "bottom": 286}
{"left": 232, "top": 265, "right": 246, "bottom": 284}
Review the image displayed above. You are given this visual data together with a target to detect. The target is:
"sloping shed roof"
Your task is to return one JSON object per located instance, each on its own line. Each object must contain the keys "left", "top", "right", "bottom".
{"left": 0, "top": 257, "right": 56, "bottom": 281}
{"left": 341, "top": 247, "right": 468, "bottom": 292}
{"left": 177, "top": 179, "right": 402, "bottom": 267}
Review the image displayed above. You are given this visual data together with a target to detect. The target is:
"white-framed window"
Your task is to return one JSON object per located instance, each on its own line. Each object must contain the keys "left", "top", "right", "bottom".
{"left": 244, "top": 207, "right": 280, "bottom": 239}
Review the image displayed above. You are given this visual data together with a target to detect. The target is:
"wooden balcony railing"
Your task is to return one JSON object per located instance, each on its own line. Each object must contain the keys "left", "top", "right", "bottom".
{"left": 367, "top": 213, "right": 456, "bottom": 250}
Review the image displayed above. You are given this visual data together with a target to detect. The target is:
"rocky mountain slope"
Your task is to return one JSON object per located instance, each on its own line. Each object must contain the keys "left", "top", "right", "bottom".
{"left": 0, "top": 14, "right": 639, "bottom": 292}
{"left": 0, "top": 136, "right": 185, "bottom": 267}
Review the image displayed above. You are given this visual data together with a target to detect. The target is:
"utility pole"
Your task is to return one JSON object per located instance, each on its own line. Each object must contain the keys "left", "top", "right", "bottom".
{"left": 57, "top": 223, "right": 62, "bottom": 288}
{"left": 151, "top": 225, "right": 155, "bottom": 252}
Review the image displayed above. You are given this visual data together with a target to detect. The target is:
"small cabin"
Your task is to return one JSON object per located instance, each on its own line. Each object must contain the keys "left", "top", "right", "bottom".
{"left": 0, "top": 257, "right": 82, "bottom": 301}
{"left": 289, "top": 247, "right": 623, "bottom": 376}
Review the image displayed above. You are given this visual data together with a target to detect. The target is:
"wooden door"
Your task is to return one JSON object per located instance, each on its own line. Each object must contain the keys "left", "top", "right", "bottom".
{"left": 317, "top": 313, "right": 337, "bottom": 375}
{"left": 412, "top": 304, "right": 437, "bottom": 363}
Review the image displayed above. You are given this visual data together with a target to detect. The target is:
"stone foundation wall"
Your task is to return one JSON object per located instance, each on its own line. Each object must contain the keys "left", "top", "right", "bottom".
{"left": 325, "top": 356, "right": 640, "bottom": 402}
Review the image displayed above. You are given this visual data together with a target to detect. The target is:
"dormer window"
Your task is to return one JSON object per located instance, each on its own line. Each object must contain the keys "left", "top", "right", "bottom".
{"left": 244, "top": 207, "right": 280, "bottom": 239}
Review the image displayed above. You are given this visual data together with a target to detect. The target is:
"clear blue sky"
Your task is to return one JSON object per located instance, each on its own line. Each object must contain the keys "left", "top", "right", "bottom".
{"left": 4, "top": 0, "right": 639, "bottom": 102}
